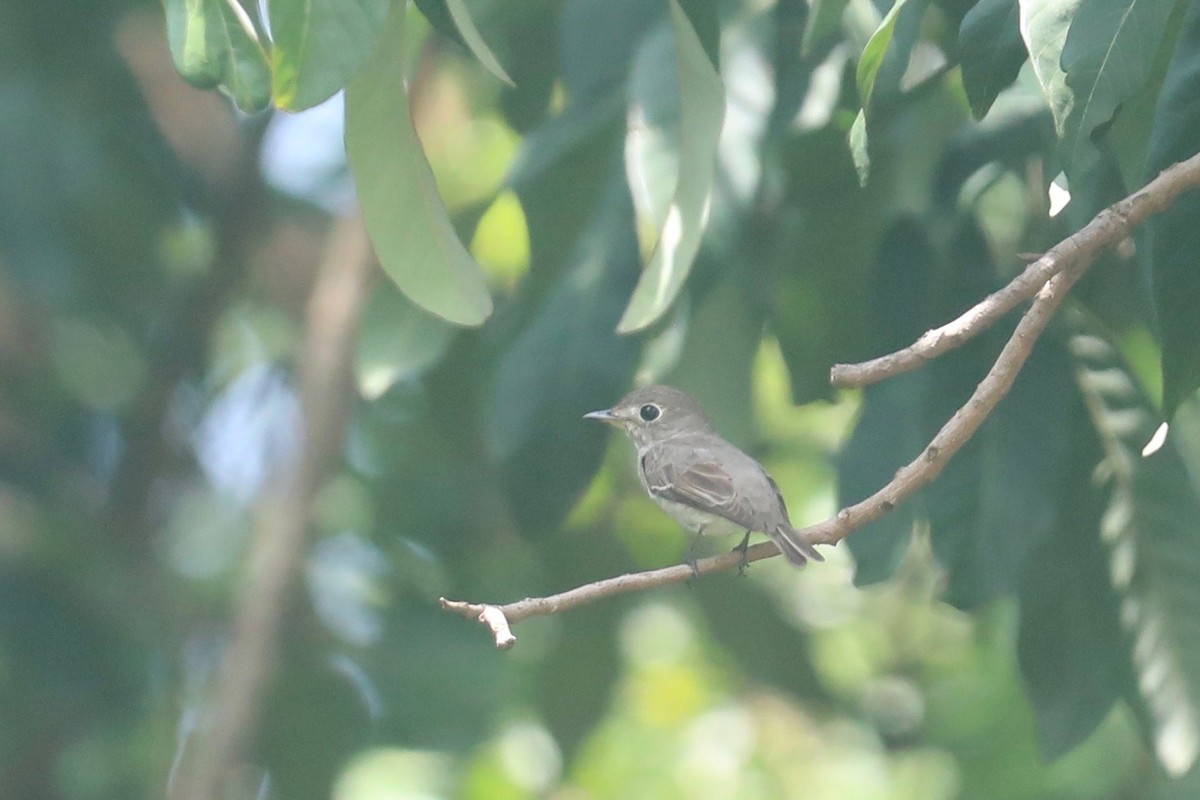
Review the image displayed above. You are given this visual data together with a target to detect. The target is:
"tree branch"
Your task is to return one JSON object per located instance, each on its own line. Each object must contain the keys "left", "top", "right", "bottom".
{"left": 172, "top": 214, "right": 373, "bottom": 800}
{"left": 440, "top": 152, "right": 1200, "bottom": 650}
{"left": 831, "top": 151, "right": 1200, "bottom": 388}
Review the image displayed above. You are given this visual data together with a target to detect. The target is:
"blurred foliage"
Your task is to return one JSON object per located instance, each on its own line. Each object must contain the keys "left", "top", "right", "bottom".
{"left": 6, "top": 0, "right": 1200, "bottom": 798}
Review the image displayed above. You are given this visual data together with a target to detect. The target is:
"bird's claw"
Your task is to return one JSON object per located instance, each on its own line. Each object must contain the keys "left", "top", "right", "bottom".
{"left": 732, "top": 531, "right": 752, "bottom": 576}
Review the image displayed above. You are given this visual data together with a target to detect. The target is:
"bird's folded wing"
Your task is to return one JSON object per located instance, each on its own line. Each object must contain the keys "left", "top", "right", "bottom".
{"left": 643, "top": 455, "right": 754, "bottom": 526}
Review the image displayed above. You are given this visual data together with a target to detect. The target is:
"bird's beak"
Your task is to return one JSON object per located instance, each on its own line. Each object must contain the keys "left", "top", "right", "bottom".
{"left": 584, "top": 408, "right": 618, "bottom": 424}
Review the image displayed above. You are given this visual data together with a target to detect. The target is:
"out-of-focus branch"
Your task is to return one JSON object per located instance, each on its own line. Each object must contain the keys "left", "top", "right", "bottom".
{"left": 830, "top": 151, "right": 1200, "bottom": 388}
{"left": 440, "top": 152, "right": 1200, "bottom": 649}
{"left": 172, "top": 214, "right": 373, "bottom": 800}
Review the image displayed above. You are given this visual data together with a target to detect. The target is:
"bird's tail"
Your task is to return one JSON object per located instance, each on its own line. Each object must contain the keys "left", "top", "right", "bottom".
{"left": 772, "top": 525, "right": 825, "bottom": 568}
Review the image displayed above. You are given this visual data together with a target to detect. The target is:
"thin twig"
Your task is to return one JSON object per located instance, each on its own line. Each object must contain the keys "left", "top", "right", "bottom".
{"left": 172, "top": 214, "right": 372, "bottom": 800}
{"left": 831, "top": 151, "right": 1200, "bottom": 388}
{"left": 440, "top": 152, "right": 1200, "bottom": 649}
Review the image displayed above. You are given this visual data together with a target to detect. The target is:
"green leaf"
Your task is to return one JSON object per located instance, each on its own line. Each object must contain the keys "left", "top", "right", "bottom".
{"left": 1020, "top": 0, "right": 1177, "bottom": 177}
{"left": 848, "top": 0, "right": 923, "bottom": 184}
{"left": 616, "top": 0, "right": 725, "bottom": 333}
{"left": 1072, "top": 329, "right": 1200, "bottom": 776}
{"left": 1017, "top": 401, "right": 1131, "bottom": 759}
{"left": 442, "top": 0, "right": 514, "bottom": 86}
{"left": 848, "top": 109, "right": 870, "bottom": 186}
{"left": 269, "top": 0, "right": 389, "bottom": 111}
{"left": 958, "top": 0, "right": 1026, "bottom": 119}
{"left": 1062, "top": 0, "right": 1180, "bottom": 173}
{"left": 487, "top": 179, "right": 641, "bottom": 533}
{"left": 345, "top": 1, "right": 493, "bottom": 326}
{"left": 260, "top": 652, "right": 372, "bottom": 797}
{"left": 855, "top": 0, "right": 913, "bottom": 110}
{"left": 163, "top": 0, "right": 272, "bottom": 112}
{"left": 1104, "top": 0, "right": 1191, "bottom": 190}
{"left": 1145, "top": 0, "right": 1200, "bottom": 415}
{"left": 354, "top": 283, "right": 455, "bottom": 400}
{"left": 928, "top": 332, "right": 1075, "bottom": 611}
{"left": 840, "top": 371, "right": 926, "bottom": 584}
{"left": 803, "top": 0, "right": 851, "bottom": 57}
{"left": 664, "top": 277, "right": 762, "bottom": 447}
{"left": 1018, "top": 0, "right": 1081, "bottom": 141}
{"left": 560, "top": 0, "right": 666, "bottom": 104}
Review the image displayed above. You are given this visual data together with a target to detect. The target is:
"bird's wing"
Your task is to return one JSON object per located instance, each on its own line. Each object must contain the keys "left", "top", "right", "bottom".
{"left": 642, "top": 448, "right": 763, "bottom": 530}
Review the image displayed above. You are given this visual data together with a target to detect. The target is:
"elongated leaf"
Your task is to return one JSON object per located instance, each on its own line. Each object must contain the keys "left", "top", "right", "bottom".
{"left": 1017, "top": 400, "right": 1132, "bottom": 759}
{"left": 958, "top": 0, "right": 1026, "bottom": 119}
{"left": 442, "top": 0, "right": 514, "bottom": 86}
{"left": 1072, "top": 330, "right": 1200, "bottom": 776}
{"left": 163, "top": 0, "right": 271, "bottom": 111}
{"left": 803, "top": 0, "right": 850, "bottom": 57}
{"left": 1145, "top": 0, "right": 1200, "bottom": 415}
{"left": 616, "top": 0, "right": 725, "bottom": 333}
{"left": 1104, "top": 0, "right": 1190, "bottom": 190}
{"left": 928, "top": 332, "right": 1075, "bottom": 611}
{"left": 1060, "top": 0, "right": 1180, "bottom": 174}
{"left": 354, "top": 284, "right": 455, "bottom": 400}
{"left": 269, "top": 0, "right": 389, "bottom": 111}
{"left": 855, "top": 0, "right": 913, "bottom": 109}
{"left": 842, "top": 220, "right": 933, "bottom": 583}
{"left": 849, "top": 109, "right": 870, "bottom": 186}
{"left": 560, "top": 0, "right": 665, "bottom": 105}
{"left": 848, "top": 0, "right": 923, "bottom": 184}
{"left": 1020, "top": 0, "right": 1176, "bottom": 177}
{"left": 345, "top": 2, "right": 493, "bottom": 326}
{"left": 841, "top": 371, "right": 926, "bottom": 584}
{"left": 487, "top": 179, "right": 641, "bottom": 533}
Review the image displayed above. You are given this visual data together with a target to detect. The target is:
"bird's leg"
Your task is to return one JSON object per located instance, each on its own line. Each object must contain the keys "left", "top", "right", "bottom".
{"left": 733, "top": 530, "right": 752, "bottom": 575}
{"left": 685, "top": 525, "right": 706, "bottom": 580}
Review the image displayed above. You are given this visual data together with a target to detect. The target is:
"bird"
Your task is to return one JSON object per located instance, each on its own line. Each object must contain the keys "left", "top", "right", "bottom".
{"left": 584, "top": 385, "right": 824, "bottom": 569}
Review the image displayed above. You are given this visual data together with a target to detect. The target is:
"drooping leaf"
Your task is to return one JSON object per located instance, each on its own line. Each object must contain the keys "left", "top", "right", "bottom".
{"left": 1144, "top": 0, "right": 1200, "bottom": 415}
{"left": 802, "top": 0, "right": 850, "bottom": 57}
{"left": 929, "top": 330, "right": 1074, "bottom": 611}
{"left": 345, "top": 1, "right": 493, "bottom": 326}
{"left": 259, "top": 650, "right": 373, "bottom": 798}
{"left": 842, "top": 219, "right": 933, "bottom": 583}
{"left": 616, "top": 0, "right": 725, "bottom": 333}
{"left": 1018, "top": 0, "right": 1079, "bottom": 141}
{"left": 269, "top": 0, "right": 389, "bottom": 111}
{"left": 1104, "top": 0, "right": 1191, "bottom": 191}
{"left": 442, "top": 0, "right": 514, "bottom": 85}
{"left": 855, "top": 0, "right": 914, "bottom": 110}
{"left": 354, "top": 283, "right": 455, "bottom": 400}
{"left": 848, "top": 0, "right": 924, "bottom": 184}
{"left": 487, "top": 179, "right": 641, "bottom": 534}
{"left": 1016, "top": 398, "right": 1132, "bottom": 759}
{"left": 1072, "top": 329, "right": 1200, "bottom": 776}
{"left": 1060, "top": 0, "right": 1181, "bottom": 175}
{"left": 919, "top": 222, "right": 1074, "bottom": 610}
{"left": 840, "top": 370, "right": 926, "bottom": 584}
{"left": 508, "top": 94, "right": 625, "bottom": 295}
{"left": 1020, "top": 0, "right": 1177, "bottom": 178}
{"left": 560, "top": 0, "right": 666, "bottom": 105}
{"left": 957, "top": 0, "right": 1026, "bottom": 119}
{"left": 665, "top": 277, "right": 762, "bottom": 447}
{"left": 849, "top": 109, "right": 871, "bottom": 186}
{"left": 163, "top": 0, "right": 271, "bottom": 112}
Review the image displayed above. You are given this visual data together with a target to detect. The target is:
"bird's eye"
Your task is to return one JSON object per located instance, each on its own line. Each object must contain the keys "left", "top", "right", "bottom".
{"left": 639, "top": 404, "right": 661, "bottom": 422}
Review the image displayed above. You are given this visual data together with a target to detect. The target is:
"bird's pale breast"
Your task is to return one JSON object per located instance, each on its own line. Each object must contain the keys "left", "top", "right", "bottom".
{"left": 651, "top": 495, "right": 745, "bottom": 537}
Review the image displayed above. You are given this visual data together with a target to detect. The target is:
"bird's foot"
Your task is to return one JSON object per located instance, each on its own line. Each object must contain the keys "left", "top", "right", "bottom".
{"left": 685, "top": 529, "right": 704, "bottom": 581}
{"left": 732, "top": 531, "right": 752, "bottom": 576}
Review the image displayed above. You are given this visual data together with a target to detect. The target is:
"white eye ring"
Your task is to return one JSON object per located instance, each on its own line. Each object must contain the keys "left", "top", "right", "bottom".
{"left": 639, "top": 403, "right": 661, "bottom": 422}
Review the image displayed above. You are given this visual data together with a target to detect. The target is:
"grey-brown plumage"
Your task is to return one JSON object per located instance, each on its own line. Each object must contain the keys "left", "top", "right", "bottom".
{"left": 585, "top": 385, "right": 823, "bottom": 568}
